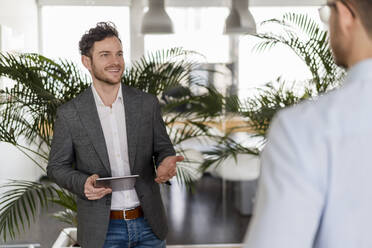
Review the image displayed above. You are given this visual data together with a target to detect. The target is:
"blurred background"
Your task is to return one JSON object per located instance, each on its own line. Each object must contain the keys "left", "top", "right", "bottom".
{"left": 0, "top": 0, "right": 339, "bottom": 247}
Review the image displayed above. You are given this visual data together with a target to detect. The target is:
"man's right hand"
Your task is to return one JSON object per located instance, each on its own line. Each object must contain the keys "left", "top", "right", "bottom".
{"left": 84, "top": 174, "right": 112, "bottom": 200}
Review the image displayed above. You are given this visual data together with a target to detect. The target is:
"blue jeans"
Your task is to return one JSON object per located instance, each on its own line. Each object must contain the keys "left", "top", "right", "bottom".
{"left": 103, "top": 217, "right": 166, "bottom": 248}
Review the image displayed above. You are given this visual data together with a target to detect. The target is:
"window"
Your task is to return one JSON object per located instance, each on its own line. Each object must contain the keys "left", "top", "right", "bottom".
{"left": 239, "top": 7, "right": 323, "bottom": 99}
{"left": 41, "top": 6, "right": 130, "bottom": 71}
{"left": 145, "top": 7, "right": 230, "bottom": 64}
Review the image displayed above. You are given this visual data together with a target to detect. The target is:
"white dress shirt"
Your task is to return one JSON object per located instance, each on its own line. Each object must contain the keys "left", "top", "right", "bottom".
{"left": 244, "top": 59, "right": 372, "bottom": 248}
{"left": 92, "top": 84, "right": 140, "bottom": 210}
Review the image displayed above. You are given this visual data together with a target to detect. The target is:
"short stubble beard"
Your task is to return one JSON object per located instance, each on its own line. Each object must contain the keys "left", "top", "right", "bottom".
{"left": 91, "top": 61, "right": 123, "bottom": 85}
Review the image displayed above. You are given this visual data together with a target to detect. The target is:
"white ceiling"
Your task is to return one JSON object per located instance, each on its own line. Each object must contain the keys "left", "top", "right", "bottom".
{"left": 37, "top": 0, "right": 324, "bottom": 7}
{"left": 168, "top": 0, "right": 324, "bottom": 7}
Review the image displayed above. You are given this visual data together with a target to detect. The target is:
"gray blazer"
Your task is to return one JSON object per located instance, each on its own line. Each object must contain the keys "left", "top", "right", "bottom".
{"left": 47, "top": 84, "right": 175, "bottom": 248}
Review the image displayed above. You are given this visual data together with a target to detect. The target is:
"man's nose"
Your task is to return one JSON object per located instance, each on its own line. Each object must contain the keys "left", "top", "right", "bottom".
{"left": 111, "top": 56, "right": 121, "bottom": 65}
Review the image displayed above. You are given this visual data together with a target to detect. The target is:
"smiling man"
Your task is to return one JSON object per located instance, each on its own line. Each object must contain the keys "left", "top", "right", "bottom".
{"left": 244, "top": 0, "right": 372, "bottom": 247}
{"left": 47, "top": 22, "right": 183, "bottom": 248}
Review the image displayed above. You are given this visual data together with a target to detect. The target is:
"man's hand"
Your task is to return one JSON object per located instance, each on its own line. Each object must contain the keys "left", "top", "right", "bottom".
{"left": 84, "top": 174, "right": 112, "bottom": 200}
{"left": 155, "top": 155, "right": 184, "bottom": 184}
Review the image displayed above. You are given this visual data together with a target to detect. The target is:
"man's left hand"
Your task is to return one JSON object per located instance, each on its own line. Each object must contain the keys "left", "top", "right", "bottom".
{"left": 155, "top": 155, "right": 184, "bottom": 184}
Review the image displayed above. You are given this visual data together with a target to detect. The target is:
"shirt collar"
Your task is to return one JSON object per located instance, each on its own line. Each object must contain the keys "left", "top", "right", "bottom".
{"left": 346, "top": 58, "right": 372, "bottom": 83}
{"left": 117, "top": 83, "right": 123, "bottom": 101}
{"left": 91, "top": 83, "right": 123, "bottom": 107}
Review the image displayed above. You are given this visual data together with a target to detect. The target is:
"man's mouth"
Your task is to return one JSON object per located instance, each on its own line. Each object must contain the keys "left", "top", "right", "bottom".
{"left": 106, "top": 68, "right": 121, "bottom": 72}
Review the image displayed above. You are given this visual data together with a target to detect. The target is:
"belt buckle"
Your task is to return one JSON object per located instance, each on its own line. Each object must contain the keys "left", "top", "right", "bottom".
{"left": 123, "top": 209, "right": 129, "bottom": 220}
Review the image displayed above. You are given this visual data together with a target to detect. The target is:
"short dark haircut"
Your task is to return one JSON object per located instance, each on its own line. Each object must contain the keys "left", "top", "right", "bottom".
{"left": 79, "top": 22, "right": 121, "bottom": 57}
{"left": 350, "top": 0, "right": 372, "bottom": 36}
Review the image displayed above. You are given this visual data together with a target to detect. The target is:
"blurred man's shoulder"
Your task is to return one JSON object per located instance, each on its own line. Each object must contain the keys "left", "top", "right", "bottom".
{"left": 276, "top": 79, "right": 369, "bottom": 136}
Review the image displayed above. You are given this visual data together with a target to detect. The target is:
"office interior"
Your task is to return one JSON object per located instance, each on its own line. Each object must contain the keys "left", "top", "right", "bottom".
{"left": 0, "top": 0, "right": 328, "bottom": 247}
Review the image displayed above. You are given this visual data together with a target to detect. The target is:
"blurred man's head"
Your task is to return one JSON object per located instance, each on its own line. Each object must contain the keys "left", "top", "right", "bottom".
{"left": 320, "top": 0, "right": 372, "bottom": 68}
{"left": 79, "top": 22, "right": 124, "bottom": 85}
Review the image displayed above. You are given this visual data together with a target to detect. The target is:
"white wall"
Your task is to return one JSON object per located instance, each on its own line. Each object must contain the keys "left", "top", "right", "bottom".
{"left": 0, "top": 0, "right": 41, "bottom": 188}
{"left": 0, "top": 142, "right": 43, "bottom": 181}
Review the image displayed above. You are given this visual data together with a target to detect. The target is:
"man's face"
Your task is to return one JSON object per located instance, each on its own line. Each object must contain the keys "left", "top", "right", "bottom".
{"left": 86, "top": 36, "right": 125, "bottom": 85}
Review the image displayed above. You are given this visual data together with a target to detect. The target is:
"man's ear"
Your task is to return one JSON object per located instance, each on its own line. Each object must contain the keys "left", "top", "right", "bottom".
{"left": 81, "top": 55, "right": 92, "bottom": 71}
{"left": 336, "top": 1, "right": 355, "bottom": 34}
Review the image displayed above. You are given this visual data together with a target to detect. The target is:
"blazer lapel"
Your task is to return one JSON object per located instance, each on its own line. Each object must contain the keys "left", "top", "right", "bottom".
{"left": 122, "top": 84, "right": 141, "bottom": 172}
{"left": 75, "top": 87, "right": 111, "bottom": 175}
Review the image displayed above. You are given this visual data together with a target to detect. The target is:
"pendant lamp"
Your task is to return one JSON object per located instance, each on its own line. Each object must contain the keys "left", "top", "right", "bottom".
{"left": 224, "top": 0, "right": 256, "bottom": 35}
{"left": 141, "top": 0, "right": 174, "bottom": 34}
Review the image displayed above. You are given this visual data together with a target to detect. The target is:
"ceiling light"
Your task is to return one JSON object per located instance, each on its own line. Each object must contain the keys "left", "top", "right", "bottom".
{"left": 224, "top": 0, "right": 256, "bottom": 35}
{"left": 141, "top": 0, "right": 174, "bottom": 34}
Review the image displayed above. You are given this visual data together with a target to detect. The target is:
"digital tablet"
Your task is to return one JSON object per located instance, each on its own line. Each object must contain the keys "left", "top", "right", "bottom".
{"left": 95, "top": 175, "right": 139, "bottom": 191}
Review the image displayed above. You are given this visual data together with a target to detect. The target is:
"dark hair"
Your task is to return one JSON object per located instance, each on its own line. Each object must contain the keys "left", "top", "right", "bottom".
{"left": 79, "top": 22, "right": 121, "bottom": 56}
{"left": 350, "top": 0, "right": 372, "bottom": 36}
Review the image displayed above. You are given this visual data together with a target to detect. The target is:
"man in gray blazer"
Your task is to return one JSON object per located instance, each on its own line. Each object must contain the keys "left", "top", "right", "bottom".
{"left": 47, "top": 22, "right": 183, "bottom": 248}
{"left": 244, "top": 0, "right": 372, "bottom": 247}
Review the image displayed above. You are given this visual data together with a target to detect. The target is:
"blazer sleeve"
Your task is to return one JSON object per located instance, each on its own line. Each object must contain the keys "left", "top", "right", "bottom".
{"left": 244, "top": 111, "right": 328, "bottom": 248}
{"left": 47, "top": 108, "right": 89, "bottom": 199}
{"left": 152, "top": 96, "right": 176, "bottom": 166}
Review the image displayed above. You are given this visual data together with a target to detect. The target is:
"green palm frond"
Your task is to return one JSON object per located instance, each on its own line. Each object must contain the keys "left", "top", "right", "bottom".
{"left": 0, "top": 180, "right": 58, "bottom": 241}
{"left": 162, "top": 84, "right": 226, "bottom": 148}
{"left": 162, "top": 85, "right": 224, "bottom": 118}
{"left": 52, "top": 209, "right": 77, "bottom": 227}
{"left": 253, "top": 13, "right": 345, "bottom": 93}
{"left": 174, "top": 149, "right": 204, "bottom": 191}
{"left": 0, "top": 53, "right": 90, "bottom": 153}
{"left": 261, "top": 13, "right": 321, "bottom": 39}
{"left": 167, "top": 118, "right": 213, "bottom": 146}
{"left": 240, "top": 79, "right": 307, "bottom": 137}
{"left": 122, "top": 47, "right": 203, "bottom": 96}
{"left": 200, "top": 138, "right": 259, "bottom": 173}
{"left": 49, "top": 189, "right": 77, "bottom": 226}
{"left": 49, "top": 189, "right": 77, "bottom": 213}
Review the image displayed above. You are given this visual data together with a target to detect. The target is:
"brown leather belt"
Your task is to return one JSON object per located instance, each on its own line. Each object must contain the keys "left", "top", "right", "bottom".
{"left": 110, "top": 206, "right": 143, "bottom": 220}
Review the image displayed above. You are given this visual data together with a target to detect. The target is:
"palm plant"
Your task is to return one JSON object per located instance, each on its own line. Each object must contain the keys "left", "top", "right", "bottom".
{"left": 254, "top": 13, "right": 345, "bottom": 94}
{"left": 239, "top": 78, "right": 310, "bottom": 138}
{"left": 200, "top": 13, "right": 346, "bottom": 170}
{"left": 244, "top": 13, "right": 345, "bottom": 136}
{"left": 0, "top": 48, "right": 225, "bottom": 241}
{"left": 0, "top": 52, "right": 90, "bottom": 241}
